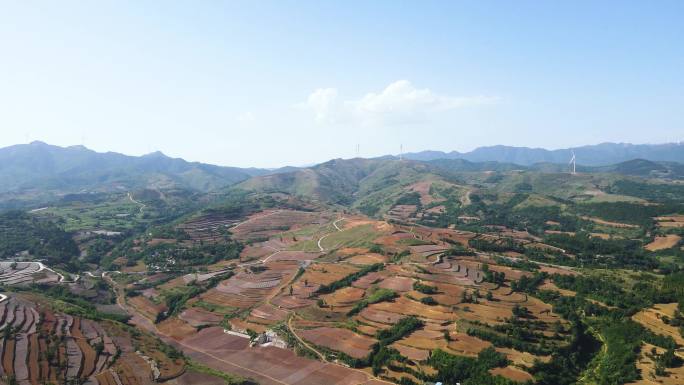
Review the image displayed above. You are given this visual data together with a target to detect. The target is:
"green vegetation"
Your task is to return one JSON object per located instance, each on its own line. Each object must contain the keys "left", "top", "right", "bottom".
{"left": 427, "top": 348, "right": 515, "bottom": 385}
{"left": 0, "top": 210, "right": 79, "bottom": 269}
{"left": 420, "top": 296, "right": 438, "bottom": 305}
{"left": 576, "top": 201, "right": 683, "bottom": 226}
{"left": 542, "top": 233, "right": 656, "bottom": 269}
{"left": 186, "top": 360, "right": 258, "bottom": 385}
{"left": 413, "top": 280, "right": 439, "bottom": 294}
{"left": 370, "top": 316, "right": 425, "bottom": 375}
{"left": 376, "top": 316, "right": 424, "bottom": 344}
{"left": 107, "top": 235, "right": 243, "bottom": 272}
{"left": 347, "top": 288, "right": 397, "bottom": 315}
{"left": 159, "top": 271, "right": 234, "bottom": 321}
{"left": 19, "top": 284, "right": 130, "bottom": 323}
{"left": 608, "top": 180, "right": 684, "bottom": 203}
{"left": 316, "top": 263, "right": 384, "bottom": 294}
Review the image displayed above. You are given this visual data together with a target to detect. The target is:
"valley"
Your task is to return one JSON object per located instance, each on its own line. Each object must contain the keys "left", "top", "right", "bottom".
{"left": 1, "top": 152, "right": 684, "bottom": 385}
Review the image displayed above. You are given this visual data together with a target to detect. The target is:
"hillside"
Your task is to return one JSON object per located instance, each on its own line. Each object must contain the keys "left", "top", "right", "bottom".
{"left": 1, "top": 149, "right": 684, "bottom": 385}
{"left": 236, "top": 157, "right": 684, "bottom": 211}
{"left": 0, "top": 141, "right": 275, "bottom": 207}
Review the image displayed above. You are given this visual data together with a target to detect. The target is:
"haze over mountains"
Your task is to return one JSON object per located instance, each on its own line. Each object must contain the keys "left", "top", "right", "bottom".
{"left": 1, "top": 141, "right": 683, "bottom": 204}
{"left": 0, "top": 141, "right": 270, "bottom": 194}
{"left": 402, "top": 142, "right": 684, "bottom": 165}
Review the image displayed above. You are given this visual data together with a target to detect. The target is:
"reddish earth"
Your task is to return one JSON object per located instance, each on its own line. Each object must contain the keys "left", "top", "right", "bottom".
{"left": 250, "top": 304, "right": 289, "bottom": 323}
{"left": 645, "top": 235, "right": 681, "bottom": 251}
{"left": 323, "top": 286, "right": 366, "bottom": 306}
{"left": 390, "top": 343, "right": 429, "bottom": 361}
{"left": 377, "top": 276, "right": 414, "bottom": 292}
{"left": 168, "top": 370, "right": 226, "bottom": 385}
{"left": 352, "top": 272, "right": 387, "bottom": 289}
{"left": 265, "top": 251, "right": 322, "bottom": 262}
{"left": 231, "top": 210, "right": 328, "bottom": 241}
{"left": 347, "top": 253, "right": 387, "bottom": 265}
{"left": 157, "top": 318, "right": 197, "bottom": 341}
{"left": 128, "top": 295, "right": 167, "bottom": 321}
{"left": 490, "top": 366, "right": 534, "bottom": 381}
{"left": 271, "top": 295, "right": 314, "bottom": 309}
{"left": 447, "top": 333, "right": 492, "bottom": 356}
{"left": 359, "top": 308, "right": 405, "bottom": 325}
{"left": 298, "top": 327, "right": 376, "bottom": 359}
{"left": 179, "top": 308, "right": 223, "bottom": 327}
{"left": 175, "top": 327, "right": 382, "bottom": 385}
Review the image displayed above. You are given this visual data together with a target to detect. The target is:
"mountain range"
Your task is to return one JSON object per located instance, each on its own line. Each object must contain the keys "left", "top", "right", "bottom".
{"left": 402, "top": 142, "right": 684, "bottom": 166}
{"left": 0, "top": 141, "right": 271, "bottom": 194}
{"left": 1, "top": 141, "right": 683, "bottom": 210}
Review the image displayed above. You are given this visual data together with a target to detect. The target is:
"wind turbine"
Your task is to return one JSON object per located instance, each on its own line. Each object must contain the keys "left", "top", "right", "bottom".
{"left": 569, "top": 150, "right": 576, "bottom": 175}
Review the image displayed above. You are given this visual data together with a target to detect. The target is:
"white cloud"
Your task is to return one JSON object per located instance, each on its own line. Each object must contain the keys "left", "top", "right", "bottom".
{"left": 304, "top": 88, "right": 339, "bottom": 124}
{"left": 300, "top": 80, "right": 497, "bottom": 126}
{"left": 237, "top": 111, "right": 256, "bottom": 123}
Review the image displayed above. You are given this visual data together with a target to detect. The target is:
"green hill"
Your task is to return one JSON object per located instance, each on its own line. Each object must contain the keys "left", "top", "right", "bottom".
{"left": 0, "top": 141, "right": 273, "bottom": 208}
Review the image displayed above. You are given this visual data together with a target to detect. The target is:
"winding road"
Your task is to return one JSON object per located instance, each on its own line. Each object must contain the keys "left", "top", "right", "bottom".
{"left": 128, "top": 192, "right": 146, "bottom": 214}
{"left": 317, "top": 217, "right": 345, "bottom": 252}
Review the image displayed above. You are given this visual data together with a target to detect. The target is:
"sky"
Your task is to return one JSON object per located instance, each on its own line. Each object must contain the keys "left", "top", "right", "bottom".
{"left": 1, "top": 1, "right": 682, "bottom": 168}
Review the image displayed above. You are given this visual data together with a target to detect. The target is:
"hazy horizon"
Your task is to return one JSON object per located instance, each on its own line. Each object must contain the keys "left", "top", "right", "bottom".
{"left": 5, "top": 139, "right": 684, "bottom": 169}
{"left": 2, "top": 1, "right": 683, "bottom": 167}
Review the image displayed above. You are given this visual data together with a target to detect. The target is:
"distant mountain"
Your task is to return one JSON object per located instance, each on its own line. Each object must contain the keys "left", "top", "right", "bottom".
{"left": 594, "top": 159, "right": 684, "bottom": 179}
{"left": 237, "top": 155, "right": 684, "bottom": 215}
{"left": 0, "top": 141, "right": 271, "bottom": 195}
{"left": 426, "top": 158, "right": 523, "bottom": 172}
{"left": 403, "top": 142, "right": 684, "bottom": 166}
{"left": 239, "top": 158, "right": 391, "bottom": 205}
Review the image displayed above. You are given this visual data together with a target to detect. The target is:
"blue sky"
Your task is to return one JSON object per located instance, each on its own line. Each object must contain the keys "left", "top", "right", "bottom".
{"left": 1, "top": 1, "right": 682, "bottom": 167}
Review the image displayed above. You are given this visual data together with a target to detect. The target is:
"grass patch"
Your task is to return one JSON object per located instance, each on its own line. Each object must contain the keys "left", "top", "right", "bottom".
{"left": 186, "top": 360, "right": 257, "bottom": 385}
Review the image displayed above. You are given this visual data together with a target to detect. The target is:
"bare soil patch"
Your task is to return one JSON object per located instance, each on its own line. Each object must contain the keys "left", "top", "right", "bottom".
{"left": 490, "top": 366, "right": 534, "bottom": 382}
{"left": 645, "top": 234, "right": 681, "bottom": 251}
{"left": 298, "top": 327, "right": 376, "bottom": 359}
{"left": 633, "top": 303, "right": 684, "bottom": 346}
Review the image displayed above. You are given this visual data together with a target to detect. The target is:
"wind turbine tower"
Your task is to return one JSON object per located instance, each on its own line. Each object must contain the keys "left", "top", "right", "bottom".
{"left": 569, "top": 150, "right": 576, "bottom": 175}
{"left": 399, "top": 144, "right": 403, "bottom": 161}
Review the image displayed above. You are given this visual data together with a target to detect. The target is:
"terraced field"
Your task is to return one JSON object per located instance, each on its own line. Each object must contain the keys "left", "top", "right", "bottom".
{"left": 98, "top": 188, "right": 684, "bottom": 385}
{"left": 0, "top": 262, "right": 61, "bottom": 286}
{"left": 0, "top": 295, "right": 117, "bottom": 385}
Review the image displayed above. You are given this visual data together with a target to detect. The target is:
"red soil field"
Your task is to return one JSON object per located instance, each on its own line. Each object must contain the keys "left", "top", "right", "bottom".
{"left": 323, "top": 286, "right": 365, "bottom": 306}
{"left": 390, "top": 343, "right": 430, "bottom": 361}
{"left": 359, "top": 308, "right": 405, "bottom": 325}
{"left": 447, "top": 333, "right": 492, "bottom": 356}
{"left": 645, "top": 235, "right": 682, "bottom": 251}
{"left": 128, "top": 295, "right": 167, "bottom": 321}
{"left": 490, "top": 366, "right": 534, "bottom": 381}
{"left": 300, "top": 263, "right": 359, "bottom": 287}
{"left": 169, "top": 370, "right": 226, "bottom": 385}
{"left": 179, "top": 308, "right": 223, "bottom": 327}
{"left": 377, "top": 276, "right": 414, "bottom": 292}
{"left": 231, "top": 210, "right": 327, "bottom": 241}
{"left": 250, "top": 304, "right": 289, "bottom": 323}
{"left": 271, "top": 295, "right": 314, "bottom": 309}
{"left": 71, "top": 317, "right": 97, "bottom": 378}
{"left": 347, "top": 253, "right": 387, "bottom": 265}
{"left": 157, "top": 318, "right": 197, "bottom": 341}
{"left": 352, "top": 271, "right": 388, "bottom": 289}
{"left": 298, "top": 327, "right": 376, "bottom": 359}
{"left": 374, "top": 232, "right": 415, "bottom": 247}
{"left": 264, "top": 250, "right": 322, "bottom": 262}
{"left": 177, "top": 327, "right": 379, "bottom": 385}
